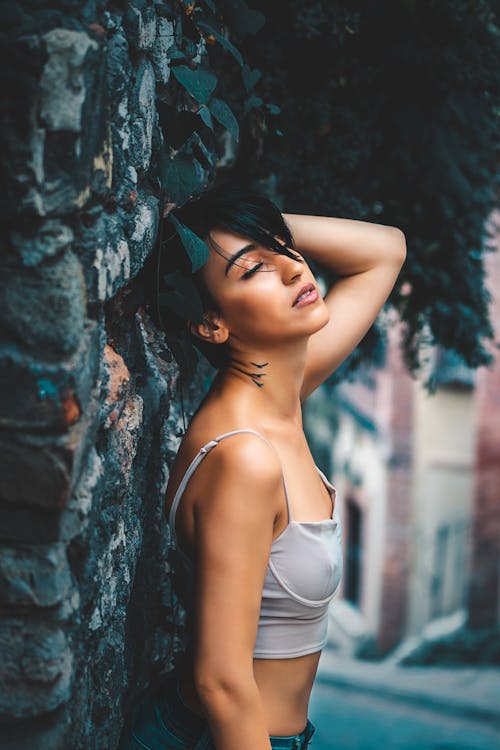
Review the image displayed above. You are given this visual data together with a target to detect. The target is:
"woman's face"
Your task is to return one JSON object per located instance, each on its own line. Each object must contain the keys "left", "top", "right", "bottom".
{"left": 198, "top": 227, "right": 330, "bottom": 348}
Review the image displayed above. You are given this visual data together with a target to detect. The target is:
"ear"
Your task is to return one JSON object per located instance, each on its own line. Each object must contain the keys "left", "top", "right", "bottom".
{"left": 188, "top": 311, "right": 229, "bottom": 345}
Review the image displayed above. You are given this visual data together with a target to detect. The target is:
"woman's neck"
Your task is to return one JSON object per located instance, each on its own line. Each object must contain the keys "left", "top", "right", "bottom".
{"left": 209, "top": 340, "right": 307, "bottom": 426}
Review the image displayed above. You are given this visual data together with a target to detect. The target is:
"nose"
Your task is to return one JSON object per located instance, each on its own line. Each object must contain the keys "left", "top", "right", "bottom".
{"left": 281, "top": 253, "right": 304, "bottom": 284}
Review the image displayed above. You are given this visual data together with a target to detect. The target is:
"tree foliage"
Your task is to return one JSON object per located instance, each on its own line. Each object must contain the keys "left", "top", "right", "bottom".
{"left": 231, "top": 0, "right": 500, "bottom": 376}
{"left": 154, "top": 0, "right": 500, "bottom": 384}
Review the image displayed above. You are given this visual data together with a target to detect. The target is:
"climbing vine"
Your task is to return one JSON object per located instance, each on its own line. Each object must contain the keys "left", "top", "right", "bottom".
{"left": 153, "top": 0, "right": 500, "bottom": 388}
{"left": 153, "top": 0, "right": 281, "bottom": 382}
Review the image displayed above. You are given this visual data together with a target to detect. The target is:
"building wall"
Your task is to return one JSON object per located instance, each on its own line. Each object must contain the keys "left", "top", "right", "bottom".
{"left": 468, "top": 209, "right": 500, "bottom": 629}
{"left": 327, "top": 210, "right": 500, "bottom": 654}
{"left": 375, "top": 323, "right": 414, "bottom": 654}
{"left": 331, "top": 414, "right": 387, "bottom": 636}
{"left": 407, "top": 385, "right": 475, "bottom": 634}
{"left": 326, "top": 321, "right": 413, "bottom": 655}
{"left": 328, "top": 319, "right": 483, "bottom": 655}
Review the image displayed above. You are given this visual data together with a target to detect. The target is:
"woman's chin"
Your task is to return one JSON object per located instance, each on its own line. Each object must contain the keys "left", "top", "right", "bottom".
{"left": 306, "top": 305, "right": 330, "bottom": 334}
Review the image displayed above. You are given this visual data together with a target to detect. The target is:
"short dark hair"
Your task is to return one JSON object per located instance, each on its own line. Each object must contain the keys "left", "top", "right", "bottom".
{"left": 169, "top": 183, "right": 301, "bottom": 370}
{"left": 174, "top": 184, "right": 296, "bottom": 368}
{"left": 173, "top": 182, "right": 295, "bottom": 256}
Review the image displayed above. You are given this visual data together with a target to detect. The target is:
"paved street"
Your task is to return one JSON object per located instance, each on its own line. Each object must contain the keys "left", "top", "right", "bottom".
{"left": 308, "top": 680, "right": 500, "bottom": 750}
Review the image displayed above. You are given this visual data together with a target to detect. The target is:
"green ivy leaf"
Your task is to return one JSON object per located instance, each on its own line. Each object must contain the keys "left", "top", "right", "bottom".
{"left": 159, "top": 151, "right": 205, "bottom": 205}
{"left": 167, "top": 46, "right": 186, "bottom": 62}
{"left": 208, "top": 97, "right": 239, "bottom": 142}
{"left": 216, "top": 0, "right": 265, "bottom": 37}
{"left": 201, "top": 0, "right": 217, "bottom": 12}
{"left": 242, "top": 64, "right": 261, "bottom": 92}
{"left": 172, "top": 65, "right": 218, "bottom": 104}
{"left": 243, "top": 95, "right": 263, "bottom": 115}
{"left": 170, "top": 214, "right": 209, "bottom": 273}
{"left": 197, "top": 104, "right": 214, "bottom": 130}
{"left": 196, "top": 19, "right": 244, "bottom": 67}
{"left": 159, "top": 269, "right": 205, "bottom": 324}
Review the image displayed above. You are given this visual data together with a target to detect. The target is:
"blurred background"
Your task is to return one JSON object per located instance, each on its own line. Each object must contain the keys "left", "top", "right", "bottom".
{"left": 1, "top": 1, "right": 499, "bottom": 748}
{"left": 303, "top": 220, "right": 500, "bottom": 748}
{"left": 236, "top": 4, "right": 500, "bottom": 745}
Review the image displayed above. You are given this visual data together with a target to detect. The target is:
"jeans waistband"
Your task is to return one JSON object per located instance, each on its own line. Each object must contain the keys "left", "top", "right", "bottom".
{"left": 156, "top": 670, "right": 316, "bottom": 750}
{"left": 269, "top": 717, "right": 316, "bottom": 749}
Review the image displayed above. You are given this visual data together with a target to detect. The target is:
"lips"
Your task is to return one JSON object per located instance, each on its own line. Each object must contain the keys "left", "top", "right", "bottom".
{"left": 292, "top": 283, "right": 316, "bottom": 306}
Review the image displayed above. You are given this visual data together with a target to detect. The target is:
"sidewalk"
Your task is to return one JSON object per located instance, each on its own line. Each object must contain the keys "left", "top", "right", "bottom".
{"left": 317, "top": 647, "right": 500, "bottom": 726}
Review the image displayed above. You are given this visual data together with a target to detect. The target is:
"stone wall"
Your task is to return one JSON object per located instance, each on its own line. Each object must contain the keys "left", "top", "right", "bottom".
{"left": 1, "top": 2, "right": 215, "bottom": 748}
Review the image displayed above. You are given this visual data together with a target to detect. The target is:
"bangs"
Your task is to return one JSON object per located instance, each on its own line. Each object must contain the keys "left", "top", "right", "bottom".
{"left": 205, "top": 233, "right": 301, "bottom": 270}
{"left": 172, "top": 183, "right": 301, "bottom": 264}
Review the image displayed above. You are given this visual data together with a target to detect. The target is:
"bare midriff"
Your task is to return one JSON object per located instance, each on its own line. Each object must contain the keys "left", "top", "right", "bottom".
{"left": 176, "top": 648, "right": 322, "bottom": 736}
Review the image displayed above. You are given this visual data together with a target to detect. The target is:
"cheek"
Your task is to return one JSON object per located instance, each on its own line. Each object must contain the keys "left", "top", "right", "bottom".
{"left": 227, "top": 277, "right": 286, "bottom": 325}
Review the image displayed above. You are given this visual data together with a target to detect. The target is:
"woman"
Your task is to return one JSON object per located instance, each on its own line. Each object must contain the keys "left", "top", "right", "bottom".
{"left": 119, "top": 185, "right": 406, "bottom": 750}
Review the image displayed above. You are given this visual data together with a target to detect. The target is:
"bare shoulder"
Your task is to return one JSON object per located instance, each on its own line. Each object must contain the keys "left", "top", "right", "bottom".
{"left": 193, "top": 427, "right": 283, "bottom": 489}
{"left": 192, "top": 429, "right": 284, "bottom": 563}
{"left": 167, "top": 415, "right": 283, "bottom": 509}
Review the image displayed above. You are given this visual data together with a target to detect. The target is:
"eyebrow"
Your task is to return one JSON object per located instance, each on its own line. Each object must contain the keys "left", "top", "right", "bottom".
{"left": 224, "top": 243, "right": 257, "bottom": 276}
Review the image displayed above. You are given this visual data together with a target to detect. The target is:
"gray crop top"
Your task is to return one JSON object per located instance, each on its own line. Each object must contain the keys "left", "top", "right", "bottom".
{"left": 167, "top": 429, "right": 343, "bottom": 659}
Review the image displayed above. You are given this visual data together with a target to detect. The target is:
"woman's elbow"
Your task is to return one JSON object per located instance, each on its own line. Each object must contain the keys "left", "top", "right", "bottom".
{"left": 395, "top": 226, "right": 407, "bottom": 254}
{"left": 387, "top": 226, "right": 407, "bottom": 266}
{"left": 193, "top": 664, "right": 255, "bottom": 707}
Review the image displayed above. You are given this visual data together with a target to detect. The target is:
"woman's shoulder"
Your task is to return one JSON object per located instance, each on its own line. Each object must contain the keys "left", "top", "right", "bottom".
{"left": 176, "top": 405, "right": 280, "bottom": 480}
{"left": 164, "top": 418, "right": 280, "bottom": 520}
{"left": 185, "top": 421, "right": 274, "bottom": 465}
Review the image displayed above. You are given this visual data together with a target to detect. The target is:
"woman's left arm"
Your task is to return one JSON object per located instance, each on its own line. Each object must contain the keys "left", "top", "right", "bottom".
{"left": 282, "top": 213, "right": 407, "bottom": 402}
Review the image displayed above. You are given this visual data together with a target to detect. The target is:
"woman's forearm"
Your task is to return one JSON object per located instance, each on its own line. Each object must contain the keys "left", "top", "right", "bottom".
{"left": 282, "top": 213, "right": 406, "bottom": 276}
{"left": 196, "top": 680, "right": 272, "bottom": 750}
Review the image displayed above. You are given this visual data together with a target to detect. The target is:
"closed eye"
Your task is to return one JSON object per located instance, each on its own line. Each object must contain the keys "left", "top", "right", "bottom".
{"left": 241, "top": 262, "right": 264, "bottom": 279}
{"left": 239, "top": 249, "right": 302, "bottom": 279}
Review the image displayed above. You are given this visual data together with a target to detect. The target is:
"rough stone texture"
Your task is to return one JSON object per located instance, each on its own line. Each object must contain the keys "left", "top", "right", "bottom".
{"left": 0, "top": 320, "right": 101, "bottom": 433}
{"left": 0, "top": 250, "right": 87, "bottom": 356}
{"left": 468, "top": 211, "right": 500, "bottom": 629}
{"left": 1, "top": 2, "right": 215, "bottom": 748}
{"left": 0, "top": 620, "right": 74, "bottom": 719}
{"left": 39, "top": 29, "right": 99, "bottom": 133}
{"left": 0, "top": 543, "right": 72, "bottom": 607}
{"left": 151, "top": 17, "right": 175, "bottom": 86}
{"left": 129, "top": 59, "right": 157, "bottom": 174}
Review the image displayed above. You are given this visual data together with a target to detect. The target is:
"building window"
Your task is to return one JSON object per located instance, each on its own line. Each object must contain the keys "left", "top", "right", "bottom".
{"left": 431, "top": 525, "right": 450, "bottom": 619}
{"left": 345, "top": 498, "right": 362, "bottom": 605}
{"left": 430, "top": 520, "right": 472, "bottom": 618}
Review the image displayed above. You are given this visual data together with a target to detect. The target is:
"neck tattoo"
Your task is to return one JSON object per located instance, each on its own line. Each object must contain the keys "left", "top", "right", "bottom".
{"left": 225, "top": 357, "right": 269, "bottom": 387}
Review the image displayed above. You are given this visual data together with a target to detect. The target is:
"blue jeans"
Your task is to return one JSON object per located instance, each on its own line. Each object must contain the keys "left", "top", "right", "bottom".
{"left": 117, "top": 670, "right": 316, "bottom": 749}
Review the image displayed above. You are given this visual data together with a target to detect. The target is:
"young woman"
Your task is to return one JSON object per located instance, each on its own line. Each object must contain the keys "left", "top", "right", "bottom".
{"left": 119, "top": 185, "right": 406, "bottom": 750}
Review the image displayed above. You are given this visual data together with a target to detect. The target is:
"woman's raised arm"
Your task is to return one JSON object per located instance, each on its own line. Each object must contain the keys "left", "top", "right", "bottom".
{"left": 282, "top": 213, "right": 407, "bottom": 402}
{"left": 191, "top": 433, "right": 283, "bottom": 750}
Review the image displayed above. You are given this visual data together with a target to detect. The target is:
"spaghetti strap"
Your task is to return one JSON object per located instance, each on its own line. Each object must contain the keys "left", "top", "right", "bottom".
{"left": 168, "top": 429, "right": 293, "bottom": 548}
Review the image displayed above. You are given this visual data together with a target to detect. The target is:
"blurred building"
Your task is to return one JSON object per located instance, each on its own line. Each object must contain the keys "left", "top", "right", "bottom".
{"left": 306, "top": 210, "right": 500, "bottom": 657}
